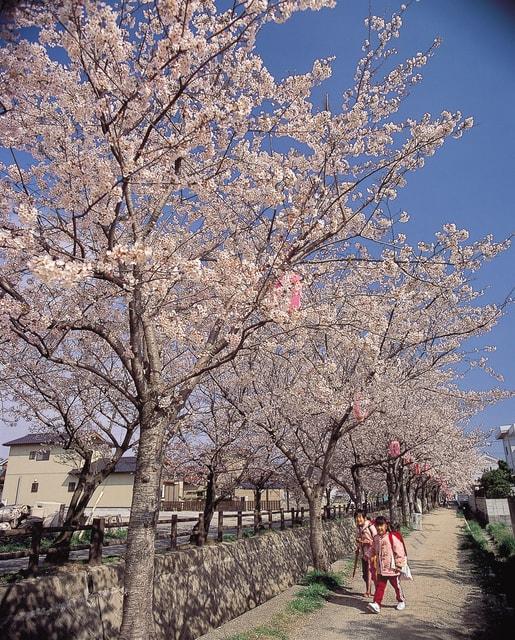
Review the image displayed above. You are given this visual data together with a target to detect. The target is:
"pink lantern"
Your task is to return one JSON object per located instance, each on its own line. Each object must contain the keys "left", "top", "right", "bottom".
{"left": 414, "top": 463, "right": 421, "bottom": 476}
{"left": 422, "top": 463, "right": 430, "bottom": 473}
{"left": 388, "top": 440, "right": 401, "bottom": 457}
{"left": 274, "top": 273, "right": 302, "bottom": 313}
{"left": 352, "top": 393, "right": 368, "bottom": 422}
{"left": 288, "top": 273, "right": 302, "bottom": 312}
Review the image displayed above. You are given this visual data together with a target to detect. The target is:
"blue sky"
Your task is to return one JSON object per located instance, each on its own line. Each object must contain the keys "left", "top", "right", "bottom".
{"left": 255, "top": 0, "right": 515, "bottom": 458}
{"left": 1, "top": 0, "right": 513, "bottom": 460}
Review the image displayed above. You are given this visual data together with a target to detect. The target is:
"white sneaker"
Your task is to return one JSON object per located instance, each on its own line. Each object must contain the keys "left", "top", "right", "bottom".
{"left": 367, "top": 602, "right": 381, "bottom": 614}
{"left": 396, "top": 601, "right": 406, "bottom": 611}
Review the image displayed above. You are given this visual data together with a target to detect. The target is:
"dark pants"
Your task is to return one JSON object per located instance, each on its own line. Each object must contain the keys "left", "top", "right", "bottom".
{"left": 361, "top": 558, "right": 369, "bottom": 583}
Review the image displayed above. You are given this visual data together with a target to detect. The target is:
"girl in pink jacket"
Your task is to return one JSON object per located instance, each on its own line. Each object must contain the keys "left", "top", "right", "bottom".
{"left": 367, "top": 516, "right": 406, "bottom": 613}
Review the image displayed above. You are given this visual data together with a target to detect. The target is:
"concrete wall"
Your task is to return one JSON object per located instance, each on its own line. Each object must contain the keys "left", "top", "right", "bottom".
{"left": 0, "top": 519, "right": 354, "bottom": 640}
{"left": 472, "top": 496, "right": 512, "bottom": 526}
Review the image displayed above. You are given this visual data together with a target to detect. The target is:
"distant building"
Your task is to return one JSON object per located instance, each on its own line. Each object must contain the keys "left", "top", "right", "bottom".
{"left": 496, "top": 424, "right": 515, "bottom": 473}
{"left": 480, "top": 454, "right": 500, "bottom": 475}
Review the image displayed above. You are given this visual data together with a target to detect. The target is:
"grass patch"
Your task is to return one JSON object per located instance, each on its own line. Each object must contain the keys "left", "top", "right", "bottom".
{"left": 486, "top": 523, "right": 515, "bottom": 559}
{"left": 0, "top": 537, "right": 54, "bottom": 554}
{"left": 301, "top": 569, "right": 343, "bottom": 590}
{"left": 223, "top": 533, "right": 237, "bottom": 542}
{"left": 459, "top": 513, "right": 515, "bottom": 637}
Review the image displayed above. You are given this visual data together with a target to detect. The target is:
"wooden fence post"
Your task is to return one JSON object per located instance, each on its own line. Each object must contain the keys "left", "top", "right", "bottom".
{"left": 196, "top": 513, "right": 205, "bottom": 547}
{"left": 300, "top": 507, "right": 305, "bottom": 526}
{"left": 28, "top": 521, "right": 43, "bottom": 575}
{"left": 170, "top": 514, "right": 178, "bottom": 550}
{"left": 237, "top": 510, "right": 243, "bottom": 539}
{"left": 253, "top": 510, "right": 259, "bottom": 535}
{"left": 217, "top": 510, "right": 224, "bottom": 542}
{"left": 268, "top": 510, "right": 273, "bottom": 530}
{"left": 291, "top": 508, "right": 295, "bottom": 528}
{"left": 88, "top": 517, "right": 105, "bottom": 566}
{"left": 338, "top": 505, "right": 342, "bottom": 519}
{"left": 57, "top": 503, "right": 66, "bottom": 526}
{"left": 280, "top": 508, "right": 285, "bottom": 530}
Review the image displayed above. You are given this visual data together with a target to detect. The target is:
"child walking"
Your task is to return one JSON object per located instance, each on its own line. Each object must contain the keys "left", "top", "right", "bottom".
{"left": 354, "top": 509, "right": 377, "bottom": 597}
{"left": 368, "top": 516, "right": 406, "bottom": 613}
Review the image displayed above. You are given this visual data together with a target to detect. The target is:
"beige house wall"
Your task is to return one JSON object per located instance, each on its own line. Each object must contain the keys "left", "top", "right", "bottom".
{"left": 3, "top": 444, "right": 83, "bottom": 507}
{"left": 3, "top": 444, "right": 134, "bottom": 508}
{"left": 89, "top": 474, "right": 134, "bottom": 509}
{"left": 234, "top": 488, "right": 285, "bottom": 503}
{"left": 162, "top": 482, "right": 183, "bottom": 502}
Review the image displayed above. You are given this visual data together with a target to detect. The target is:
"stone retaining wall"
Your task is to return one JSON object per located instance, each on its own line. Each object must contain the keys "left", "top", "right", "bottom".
{"left": 0, "top": 518, "right": 354, "bottom": 640}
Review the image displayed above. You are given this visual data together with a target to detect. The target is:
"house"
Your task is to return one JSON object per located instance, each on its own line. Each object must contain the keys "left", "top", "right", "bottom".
{"left": 234, "top": 482, "right": 288, "bottom": 509}
{"left": 2, "top": 433, "right": 182, "bottom": 511}
{"left": 496, "top": 424, "right": 515, "bottom": 473}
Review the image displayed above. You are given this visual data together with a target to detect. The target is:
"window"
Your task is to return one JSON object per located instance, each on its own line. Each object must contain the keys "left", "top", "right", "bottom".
{"left": 31, "top": 482, "right": 39, "bottom": 493}
{"left": 68, "top": 482, "right": 76, "bottom": 493}
{"left": 29, "top": 449, "right": 50, "bottom": 461}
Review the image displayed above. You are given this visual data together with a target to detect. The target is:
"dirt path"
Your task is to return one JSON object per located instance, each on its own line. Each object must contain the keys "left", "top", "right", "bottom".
{"left": 291, "top": 509, "right": 481, "bottom": 640}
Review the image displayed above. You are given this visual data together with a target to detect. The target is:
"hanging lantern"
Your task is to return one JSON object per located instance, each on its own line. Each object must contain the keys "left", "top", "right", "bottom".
{"left": 414, "top": 463, "right": 421, "bottom": 476}
{"left": 353, "top": 393, "right": 368, "bottom": 422}
{"left": 388, "top": 440, "right": 401, "bottom": 457}
{"left": 403, "top": 453, "right": 413, "bottom": 465}
{"left": 422, "top": 463, "right": 430, "bottom": 473}
{"left": 274, "top": 272, "right": 302, "bottom": 313}
{"left": 288, "top": 273, "right": 302, "bottom": 312}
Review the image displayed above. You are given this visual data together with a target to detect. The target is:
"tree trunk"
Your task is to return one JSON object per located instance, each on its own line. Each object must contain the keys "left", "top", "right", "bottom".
{"left": 254, "top": 487, "right": 262, "bottom": 512}
{"left": 203, "top": 472, "right": 217, "bottom": 538}
{"left": 119, "top": 409, "right": 166, "bottom": 640}
{"left": 307, "top": 489, "right": 329, "bottom": 571}
{"left": 351, "top": 465, "right": 363, "bottom": 508}
{"left": 399, "top": 468, "right": 410, "bottom": 527}
{"left": 45, "top": 484, "right": 94, "bottom": 563}
{"left": 46, "top": 452, "right": 113, "bottom": 563}
{"left": 386, "top": 466, "right": 400, "bottom": 524}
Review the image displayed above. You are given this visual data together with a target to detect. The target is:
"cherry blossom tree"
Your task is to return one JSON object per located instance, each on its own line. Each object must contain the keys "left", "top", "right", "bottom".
{"left": 0, "top": 1, "right": 504, "bottom": 635}
{"left": 0, "top": 341, "right": 139, "bottom": 560}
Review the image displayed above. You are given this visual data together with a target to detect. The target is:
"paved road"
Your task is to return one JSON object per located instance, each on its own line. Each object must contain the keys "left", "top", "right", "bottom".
{"left": 291, "top": 509, "right": 482, "bottom": 640}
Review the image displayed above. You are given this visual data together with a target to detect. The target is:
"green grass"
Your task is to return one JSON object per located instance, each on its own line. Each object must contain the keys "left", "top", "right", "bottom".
{"left": 463, "top": 519, "right": 490, "bottom": 553}
{"left": 486, "top": 522, "right": 515, "bottom": 558}
{"left": 300, "top": 569, "right": 343, "bottom": 590}
{"left": 223, "top": 533, "right": 237, "bottom": 542}
{"left": 0, "top": 537, "right": 54, "bottom": 554}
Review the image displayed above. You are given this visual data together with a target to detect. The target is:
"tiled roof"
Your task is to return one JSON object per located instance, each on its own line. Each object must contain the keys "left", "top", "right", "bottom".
{"left": 70, "top": 456, "right": 137, "bottom": 476}
{"left": 113, "top": 456, "right": 137, "bottom": 473}
{"left": 3, "top": 433, "right": 62, "bottom": 447}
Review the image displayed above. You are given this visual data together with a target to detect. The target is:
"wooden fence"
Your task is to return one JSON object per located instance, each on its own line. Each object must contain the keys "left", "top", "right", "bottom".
{"left": 161, "top": 498, "right": 247, "bottom": 512}
{"left": 0, "top": 505, "right": 351, "bottom": 575}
